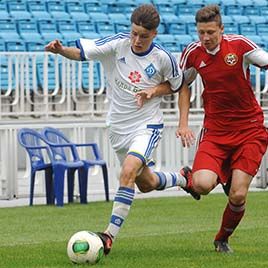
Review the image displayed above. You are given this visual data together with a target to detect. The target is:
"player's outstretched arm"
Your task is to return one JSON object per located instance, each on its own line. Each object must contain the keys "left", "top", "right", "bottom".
{"left": 45, "top": 39, "right": 81, "bottom": 61}
{"left": 135, "top": 82, "right": 172, "bottom": 108}
{"left": 176, "top": 82, "right": 195, "bottom": 147}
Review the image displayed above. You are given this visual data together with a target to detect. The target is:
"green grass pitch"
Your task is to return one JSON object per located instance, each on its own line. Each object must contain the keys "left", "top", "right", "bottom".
{"left": 0, "top": 191, "right": 267, "bottom": 268}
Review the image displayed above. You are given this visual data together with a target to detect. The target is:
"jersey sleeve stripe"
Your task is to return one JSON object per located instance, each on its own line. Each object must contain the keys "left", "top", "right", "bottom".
{"left": 95, "top": 33, "right": 130, "bottom": 46}
{"left": 180, "top": 42, "right": 200, "bottom": 70}
{"left": 75, "top": 39, "right": 86, "bottom": 61}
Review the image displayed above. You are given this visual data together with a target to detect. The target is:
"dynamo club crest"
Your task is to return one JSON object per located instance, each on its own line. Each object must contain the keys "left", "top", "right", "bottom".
{"left": 145, "top": 63, "right": 156, "bottom": 78}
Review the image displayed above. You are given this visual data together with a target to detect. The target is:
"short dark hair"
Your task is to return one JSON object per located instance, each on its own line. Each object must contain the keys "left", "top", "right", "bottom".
{"left": 131, "top": 4, "right": 160, "bottom": 30}
{"left": 195, "top": 4, "right": 222, "bottom": 26}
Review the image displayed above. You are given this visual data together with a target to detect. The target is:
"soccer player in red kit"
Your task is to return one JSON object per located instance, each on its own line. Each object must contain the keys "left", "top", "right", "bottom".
{"left": 178, "top": 4, "right": 268, "bottom": 253}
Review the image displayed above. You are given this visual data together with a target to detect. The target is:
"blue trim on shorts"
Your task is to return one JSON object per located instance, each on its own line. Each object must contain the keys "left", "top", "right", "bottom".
{"left": 144, "top": 129, "right": 160, "bottom": 158}
{"left": 128, "top": 151, "right": 146, "bottom": 165}
{"left": 147, "top": 123, "right": 164, "bottom": 129}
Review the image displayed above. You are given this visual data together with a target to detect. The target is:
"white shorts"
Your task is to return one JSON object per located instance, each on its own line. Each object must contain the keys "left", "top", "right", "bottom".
{"left": 109, "top": 124, "right": 164, "bottom": 165}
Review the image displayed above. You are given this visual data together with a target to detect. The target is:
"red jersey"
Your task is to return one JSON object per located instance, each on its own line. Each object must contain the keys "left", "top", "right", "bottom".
{"left": 180, "top": 34, "right": 265, "bottom": 131}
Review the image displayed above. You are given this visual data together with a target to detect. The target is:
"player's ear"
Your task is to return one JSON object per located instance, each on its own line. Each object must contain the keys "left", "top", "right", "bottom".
{"left": 220, "top": 24, "right": 224, "bottom": 34}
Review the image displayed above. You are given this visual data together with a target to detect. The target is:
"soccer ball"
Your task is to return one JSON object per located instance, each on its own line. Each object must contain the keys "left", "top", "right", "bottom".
{"left": 67, "top": 231, "right": 104, "bottom": 265}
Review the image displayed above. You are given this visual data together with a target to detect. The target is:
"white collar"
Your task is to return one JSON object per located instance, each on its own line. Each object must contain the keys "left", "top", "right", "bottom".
{"left": 206, "top": 44, "right": 220, "bottom": 55}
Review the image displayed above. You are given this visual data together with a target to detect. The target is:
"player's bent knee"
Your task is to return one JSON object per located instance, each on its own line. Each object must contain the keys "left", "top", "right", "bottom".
{"left": 229, "top": 190, "right": 247, "bottom": 205}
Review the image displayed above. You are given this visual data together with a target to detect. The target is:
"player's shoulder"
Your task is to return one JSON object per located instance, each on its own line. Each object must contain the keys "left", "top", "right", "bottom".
{"left": 181, "top": 40, "right": 202, "bottom": 56}
{"left": 223, "top": 34, "right": 258, "bottom": 48}
{"left": 152, "top": 42, "right": 179, "bottom": 62}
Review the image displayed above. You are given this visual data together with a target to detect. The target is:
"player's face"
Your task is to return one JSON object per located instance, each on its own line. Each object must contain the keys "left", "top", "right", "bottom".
{"left": 197, "top": 21, "right": 223, "bottom": 51}
{"left": 130, "top": 23, "right": 157, "bottom": 54}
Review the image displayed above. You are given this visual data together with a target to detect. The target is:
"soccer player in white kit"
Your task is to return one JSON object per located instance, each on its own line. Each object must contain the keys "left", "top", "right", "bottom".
{"left": 45, "top": 4, "right": 199, "bottom": 255}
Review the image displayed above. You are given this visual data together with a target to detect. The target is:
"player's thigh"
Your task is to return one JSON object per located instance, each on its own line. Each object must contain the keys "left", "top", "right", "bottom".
{"left": 193, "top": 141, "right": 226, "bottom": 192}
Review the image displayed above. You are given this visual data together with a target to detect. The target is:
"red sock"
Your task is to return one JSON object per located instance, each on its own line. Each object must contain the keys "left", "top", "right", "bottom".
{"left": 215, "top": 201, "right": 245, "bottom": 242}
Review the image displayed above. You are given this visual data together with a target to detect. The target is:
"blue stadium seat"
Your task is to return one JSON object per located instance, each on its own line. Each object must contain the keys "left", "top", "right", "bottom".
{"left": 66, "top": 1, "right": 89, "bottom": 21}
{"left": 5, "top": 40, "right": 26, "bottom": 52}
{"left": 0, "top": 10, "right": 11, "bottom": 20}
{"left": 239, "top": 23, "right": 257, "bottom": 36}
{"left": 231, "top": 15, "right": 250, "bottom": 24}
{"left": 168, "top": 22, "right": 187, "bottom": 35}
{"left": 175, "top": 34, "right": 194, "bottom": 51}
{"left": 225, "top": 5, "right": 244, "bottom": 16}
{"left": 222, "top": 15, "right": 233, "bottom": 24}
{"left": 84, "top": 2, "right": 104, "bottom": 14}
{"left": 177, "top": 5, "right": 198, "bottom": 15}
{"left": 42, "top": 32, "right": 64, "bottom": 43}
{"left": 17, "top": 19, "right": 43, "bottom": 43}
{"left": 248, "top": 15, "right": 266, "bottom": 24}
{"left": 107, "top": 2, "right": 135, "bottom": 14}
{"left": 157, "top": 23, "right": 166, "bottom": 34}
{"left": 108, "top": 14, "right": 129, "bottom": 33}
{"left": 115, "top": 22, "right": 130, "bottom": 33}
{"left": 26, "top": 41, "right": 45, "bottom": 52}
{"left": 0, "top": 39, "right": 5, "bottom": 51}
{"left": 89, "top": 12, "right": 109, "bottom": 23}
{"left": 161, "top": 14, "right": 180, "bottom": 24}
{"left": 8, "top": 0, "right": 32, "bottom": 20}
{"left": 170, "top": 0, "right": 187, "bottom": 4}
{"left": 46, "top": 1, "right": 71, "bottom": 20}
{"left": 27, "top": 0, "right": 51, "bottom": 20}
{"left": 256, "top": 23, "right": 268, "bottom": 36}
{"left": 244, "top": 6, "right": 260, "bottom": 16}
{"left": 76, "top": 20, "right": 97, "bottom": 36}
{"left": 0, "top": 19, "right": 21, "bottom": 42}
{"left": 0, "top": 1, "right": 7, "bottom": 12}
{"left": 108, "top": 13, "right": 128, "bottom": 24}
{"left": 81, "top": 32, "right": 101, "bottom": 40}
{"left": 223, "top": 22, "right": 240, "bottom": 34}
{"left": 57, "top": 19, "right": 81, "bottom": 40}
{"left": 203, "top": 0, "right": 221, "bottom": 4}
{"left": 221, "top": 0, "right": 237, "bottom": 5}
{"left": 96, "top": 21, "right": 116, "bottom": 35}
{"left": 38, "top": 18, "right": 58, "bottom": 37}
{"left": 253, "top": 0, "right": 268, "bottom": 6}
{"left": 155, "top": 34, "right": 177, "bottom": 47}
{"left": 259, "top": 6, "right": 268, "bottom": 16}
{"left": 156, "top": 3, "right": 177, "bottom": 14}
{"left": 187, "top": 23, "right": 197, "bottom": 36}
{"left": 236, "top": 0, "right": 254, "bottom": 6}
{"left": 177, "top": 14, "right": 195, "bottom": 24}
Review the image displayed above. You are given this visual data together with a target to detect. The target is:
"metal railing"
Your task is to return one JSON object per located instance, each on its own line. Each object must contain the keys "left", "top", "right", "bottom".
{"left": 1, "top": 52, "right": 268, "bottom": 120}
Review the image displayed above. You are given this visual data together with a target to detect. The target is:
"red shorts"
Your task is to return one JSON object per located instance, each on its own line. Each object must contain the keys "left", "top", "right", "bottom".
{"left": 193, "top": 126, "right": 268, "bottom": 184}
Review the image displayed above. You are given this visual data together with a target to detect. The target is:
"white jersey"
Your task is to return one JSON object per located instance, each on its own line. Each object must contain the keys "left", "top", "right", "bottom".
{"left": 76, "top": 33, "right": 183, "bottom": 134}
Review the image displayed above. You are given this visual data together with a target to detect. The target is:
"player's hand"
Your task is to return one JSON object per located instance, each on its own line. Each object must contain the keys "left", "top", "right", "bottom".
{"left": 175, "top": 126, "right": 195, "bottom": 148}
{"left": 45, "top": 39, "right": 64, "bottom": 54}
{"left": 135, "top": 88, "right": 156, "bottom": 108}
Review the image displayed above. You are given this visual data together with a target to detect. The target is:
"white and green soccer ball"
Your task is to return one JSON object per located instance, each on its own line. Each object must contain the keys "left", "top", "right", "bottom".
{"left": 67, "top": 231, "right": 104, "bottom": 265}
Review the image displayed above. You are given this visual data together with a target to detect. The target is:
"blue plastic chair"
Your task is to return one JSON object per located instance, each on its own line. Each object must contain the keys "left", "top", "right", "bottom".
{"left": 17, "top": 128, "right": 54, "bottom": 206}
{"left": 40, "top": 127, "right": 86, "bottom": 206}
{"left": 42, "top": 127, "right": 109, "bottom": 203}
